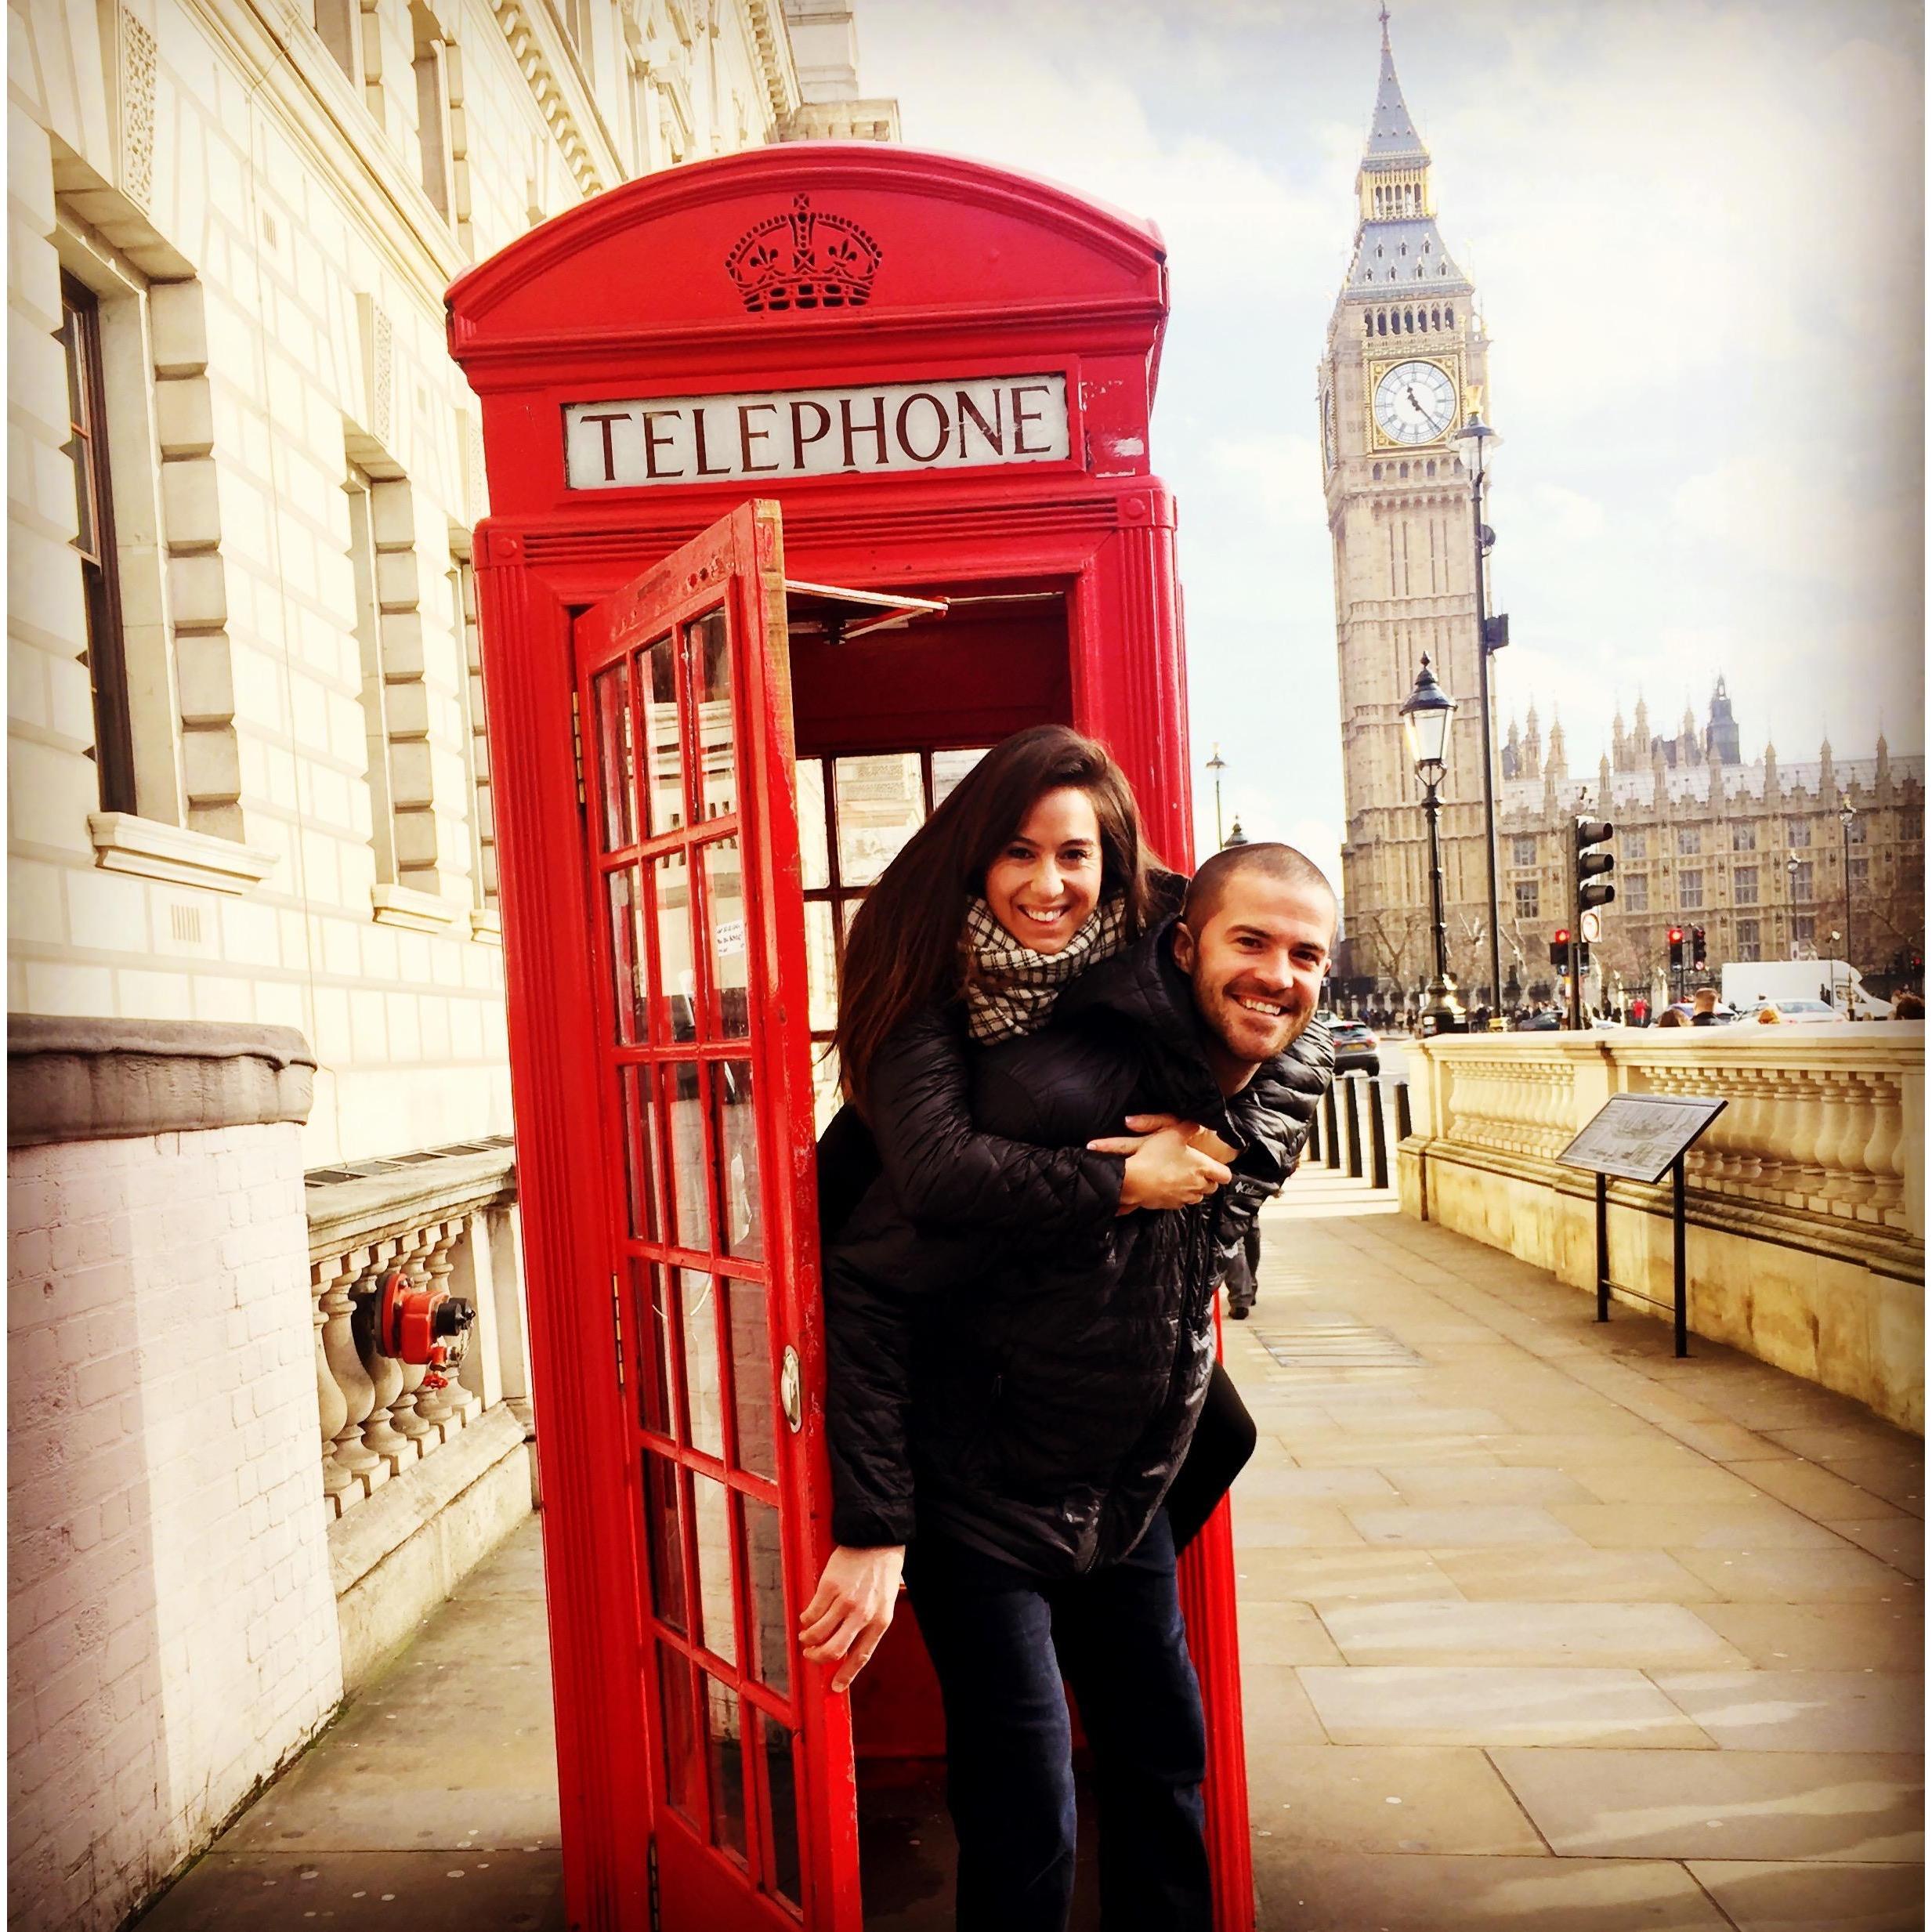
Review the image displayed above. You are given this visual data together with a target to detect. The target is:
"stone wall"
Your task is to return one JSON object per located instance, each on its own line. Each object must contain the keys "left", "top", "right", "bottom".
{"left": 1397, "top": 1026, "right": 1925, "bottom": 1431}
{"left": 7, "top": 1023, "right": 336, "bottom": 1932}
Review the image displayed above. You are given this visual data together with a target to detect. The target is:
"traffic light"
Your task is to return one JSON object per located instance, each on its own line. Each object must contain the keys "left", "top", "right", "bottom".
{"left": 1550, "top": 928, "right": 1571, "bottom": 971}
{"left": 1575, "top": 817, "right": 1616, "bottom": 917}
{"left": 1691, "top": 925, "right": 1708, "bottom": 971}
{"left": 1668, "top": 927, "right": 1685, "bottom": 969}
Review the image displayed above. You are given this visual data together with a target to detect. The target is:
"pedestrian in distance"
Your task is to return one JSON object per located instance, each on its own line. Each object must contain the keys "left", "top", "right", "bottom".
{"left": 1656, "top": 1007, "right": 1691, "bottom": 1028}
{"left": 1691, "top": 988, "right": 1720, "bottom": 1026}
{"left": 1755, "top": 1003, "right": 1785, "bottom": 1024}
{"left": 803, "top": 725, "right": 1334, "bottom": 1932}
{"left": 1892, "top": 990, "right": 1924, "bottom": 1019}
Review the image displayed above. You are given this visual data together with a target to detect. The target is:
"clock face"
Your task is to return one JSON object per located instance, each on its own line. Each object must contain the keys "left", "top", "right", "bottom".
{"left": 1373, "top": 360, "right": 1456, "bottom": 446}
{"left": 1322, "top": 389, "right": 1336, "bottom": 471}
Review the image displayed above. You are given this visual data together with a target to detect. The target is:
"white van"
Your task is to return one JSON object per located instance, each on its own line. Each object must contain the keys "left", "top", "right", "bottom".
{"left": 1720, "top": 960, "right": 1890, "bottom": 1020}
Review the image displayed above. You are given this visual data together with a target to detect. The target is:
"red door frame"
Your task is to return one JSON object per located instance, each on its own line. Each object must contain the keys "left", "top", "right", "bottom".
{"left": 456, "top": 144, "right": 1253, "bottom": 1932}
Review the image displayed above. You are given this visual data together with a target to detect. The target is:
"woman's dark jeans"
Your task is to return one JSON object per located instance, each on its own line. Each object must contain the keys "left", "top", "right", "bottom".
{"left": 903, "top": 1509, "right": 1211, "bottom": 1932}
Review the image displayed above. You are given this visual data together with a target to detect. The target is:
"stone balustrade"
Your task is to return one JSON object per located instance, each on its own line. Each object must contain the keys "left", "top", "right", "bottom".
{"left": 1400, "top": 1025, "right": 1924, "bottom": 1430}
{"left": 307, "top": 1138, "right": 526, "bottom": 1520}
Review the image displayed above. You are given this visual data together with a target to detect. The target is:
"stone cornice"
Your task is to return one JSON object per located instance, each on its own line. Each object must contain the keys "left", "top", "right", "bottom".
{"left": 9, "top": 1016, "right": 316, "bottom": 1145}
{"left": 486, "top": 0, "right": 620, "bottom": 197}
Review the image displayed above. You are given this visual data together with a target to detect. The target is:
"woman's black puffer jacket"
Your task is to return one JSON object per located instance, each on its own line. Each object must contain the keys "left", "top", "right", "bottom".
{"left": 823, "top": 917, "right": 1333, "bottom": 1576}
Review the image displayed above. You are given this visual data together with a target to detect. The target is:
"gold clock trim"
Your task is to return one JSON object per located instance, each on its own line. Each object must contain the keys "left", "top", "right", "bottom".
{"left": 1365, "top": 355, "right": 1461, "bottom": 454}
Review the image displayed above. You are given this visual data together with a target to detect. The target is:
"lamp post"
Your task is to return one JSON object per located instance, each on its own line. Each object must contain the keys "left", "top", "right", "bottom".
{"left": 1453, "top": 411, "right": 1503, "bottom": 1023}
{"left": 1840, "top": 791, "right": 1858, "bottom": 1013}
{"left": 1205, "top": 743, "right": 1227, "bottom": 851}
{"left": 1400, "top": 655, "right": 1464, "bottom": 1037}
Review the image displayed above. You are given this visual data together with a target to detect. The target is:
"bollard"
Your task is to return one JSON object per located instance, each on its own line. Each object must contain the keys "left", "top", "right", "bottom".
{"left": 1393, "top": 1080, "right": 1413, "bottom": 1145}
{"left": 1322, "top": 1081, "right": 1340, "bottom": 1170}
{"left": 1367, "top": 1076, "right": 1390, "bottom": 1191}
{"left": 1343, "top": 1075, "right": 1364, "bottom": 1179}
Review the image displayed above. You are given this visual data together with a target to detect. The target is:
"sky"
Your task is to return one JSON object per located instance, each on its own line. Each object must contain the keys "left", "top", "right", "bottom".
{"left": 856, "top": 0, "right": 1925, "bottom": 884}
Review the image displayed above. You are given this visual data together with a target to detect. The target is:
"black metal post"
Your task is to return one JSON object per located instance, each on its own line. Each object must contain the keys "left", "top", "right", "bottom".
{"left": 1344, "top": 1076, "right": 1364, "bottom": 1178}
{"left": 1322, "top": 1083, "right": 1340, "bottom": 1170}
{"left": 1471, "top": 457, "right": 1503, "bottom": 1021}
{"left": 1594, "top": 1171, "right": 1609, "bottom": 1322}
{"left": 1393, "top": 1080, "right": 1413, "bottom": 1145}
{"left": 1368, "top": 1077, "right": 1390, "bottom": 1190}
{"left": 1672, "top": 1156, "right": 1688, "bottom": 1359}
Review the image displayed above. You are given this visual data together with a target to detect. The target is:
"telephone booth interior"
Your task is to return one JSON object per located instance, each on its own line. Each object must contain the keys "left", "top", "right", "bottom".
{"left": 448, "top": 145, "right": 1251, "bottom": 1932}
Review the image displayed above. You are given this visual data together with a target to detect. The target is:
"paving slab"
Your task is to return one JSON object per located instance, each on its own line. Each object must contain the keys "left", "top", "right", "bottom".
{"left": 1232, "top": 1546, "right": 1465, "bottom": 1605}
{"left": 1650, "top": 1671, "right": 1927, "bottom": 1753}
{"left": 1246, "top": 1745, "right": 1544, "bottom": 1856}
{"left": 1831, "top": 1516, "right": 1927, "bottom": 1578}
{"left": 1345, "top": 1505, "right": 1587, "bottom": 1548}
{"left": 1489, "top": 1747, "right": 1925, "bottom": 1861}
{"left": 1432, "top": 1547, "right": 1722, "bottom": 1604}
{"left": 1686, "top": 1601, "right": 1925, "bottom": 1671}
{"left": 1318, "top": 1600, "right": 1748, "bottom": 1670}
{"left": 1254, "top": 1850, "right": 1735, "bottom": 1930}
{"left": 1739, "top": 1457, "right": 1915, "bottom": 1521}
{"left": 1544, "top": 1501, "right": 1852, "bottom": 1551}
{"left": 1297, "top": 1666, "right": 1713, "bottom": 1749}
{"left": 1373, "top": 1465, "right": 1596, "bottom": 1505}
{"left": 1670, "top": 1546, "right": 1917, "bottom": 1601}
{"left": 1683, "top": 1860, "right": 1926, "bottom": 1930}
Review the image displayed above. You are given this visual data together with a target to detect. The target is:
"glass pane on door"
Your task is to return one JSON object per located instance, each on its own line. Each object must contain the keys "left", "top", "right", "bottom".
{"left": 644, "top": 635, "right": 683, "bottom": 834}
{"left": 693, "top": 610, "right": 736, "bottom": 823}
{"left": 704, "top": 838, "right": 751, "bottom": 1040}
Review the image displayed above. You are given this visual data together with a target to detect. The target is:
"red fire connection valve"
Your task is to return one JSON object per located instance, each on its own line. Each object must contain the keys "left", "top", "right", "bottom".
{"left": 378, "top": 1270, "right": 476, "bottom": 1369}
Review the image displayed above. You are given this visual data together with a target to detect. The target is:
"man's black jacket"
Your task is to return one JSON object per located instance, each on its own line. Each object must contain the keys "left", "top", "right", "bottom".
{"left": 820, "top": 917, "right": 1333, "bottom": 1576}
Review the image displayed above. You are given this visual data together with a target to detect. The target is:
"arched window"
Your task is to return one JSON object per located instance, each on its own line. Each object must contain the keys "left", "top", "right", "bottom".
{"left": 1431, "top": 306, "right": 1440, "bottom": 329}
{"left": 1376, "top": 244, "right": 1384, "bottom": 259}
{"left": 1399, "top": 242, "right": 1408, "bottom": 256}
{"left": 1445, "top": 306, "right": 1455, "bottom": 327}
{"left": 1377, "top": 311, "right": 1387, "bottom": 335}
{"left": 1427, "top": 459, "right": 1437, "bottom": 477}
{"left": 1373, "top": 462, "right": 1383, "bottom": 481}
{"left": 1364, "top": 310, "right": 1373, "bottom": 335}
{"left": 1399, "top": 461, "right": 1409, "bottom": 479}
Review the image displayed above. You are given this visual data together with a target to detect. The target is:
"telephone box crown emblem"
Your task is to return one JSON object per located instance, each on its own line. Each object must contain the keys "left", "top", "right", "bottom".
{"left": 725, "top": 195, "right": 881, "bottom": 313}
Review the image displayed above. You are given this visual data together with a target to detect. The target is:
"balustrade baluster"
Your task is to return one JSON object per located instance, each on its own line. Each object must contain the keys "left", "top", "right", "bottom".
{"left": 314, "top": 1254, "right": 356, "bottom": 1516}
{"left": 411, "top": 1221, "right": 472, "bottom": 1439}
{"left": 322, "top": 1243, "right": 385, "bottom": 1501}
{"left": 387, "top": 1225, "right": 441, "bottom": 1455}
{"left": 357, "top": 1234, "right": 415, "bottom": 1472}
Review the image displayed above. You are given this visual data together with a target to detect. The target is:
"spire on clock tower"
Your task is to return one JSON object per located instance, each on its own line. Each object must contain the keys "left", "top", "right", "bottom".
{"left": 1346, "top": 11, "right": 1472, "bottom": 295}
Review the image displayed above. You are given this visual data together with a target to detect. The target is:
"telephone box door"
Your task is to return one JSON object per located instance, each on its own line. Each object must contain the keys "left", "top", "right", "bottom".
{"left": 573, "top": 499, "right": 859, "bottom": 1930}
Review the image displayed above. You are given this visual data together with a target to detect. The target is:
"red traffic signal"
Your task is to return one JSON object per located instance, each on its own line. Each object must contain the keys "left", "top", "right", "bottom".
{"left": 1668, "top": 926, "right": 1685, "bottom": 968}
{"left": 1691, "top": 924, "right": 1708, "bottom": 970}
{"left": 1550, "top": 928, "right": 1571, "bottom": 970}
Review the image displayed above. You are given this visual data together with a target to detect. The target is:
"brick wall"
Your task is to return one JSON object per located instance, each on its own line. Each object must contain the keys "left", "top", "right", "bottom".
{"left": 7, "top": 1123, "right": 339, "bottom": 1932}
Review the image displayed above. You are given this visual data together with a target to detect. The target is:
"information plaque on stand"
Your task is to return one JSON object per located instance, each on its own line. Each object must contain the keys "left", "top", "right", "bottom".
{"left": 1558, "top": 1094, "right": 1727, "bottom": 1355}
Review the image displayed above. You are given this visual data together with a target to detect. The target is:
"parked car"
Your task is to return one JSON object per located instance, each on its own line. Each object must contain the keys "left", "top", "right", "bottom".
{"left": 1745, "top": 998, "right": 1842, "bottom": 1026}
{"left": 1518, "top": 1010, "right": 1561, "bottom": 1031}
{"left": 1327, "top": 1018, "right": 1380, "bottom": 1076}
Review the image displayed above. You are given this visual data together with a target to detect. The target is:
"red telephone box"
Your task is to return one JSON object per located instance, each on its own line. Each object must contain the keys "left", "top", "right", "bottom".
{"left": 448, "top": 143, "right": 1252, "bottom": 1932}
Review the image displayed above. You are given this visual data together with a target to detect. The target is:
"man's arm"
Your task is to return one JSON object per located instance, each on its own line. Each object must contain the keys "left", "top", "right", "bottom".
{"left": 866, "top": 1007, "right": 1229, "bottom": 1232}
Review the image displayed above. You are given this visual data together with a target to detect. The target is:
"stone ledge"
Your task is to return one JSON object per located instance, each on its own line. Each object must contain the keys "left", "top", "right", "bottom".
{"left": 9, "top": 1015, "right": 316, "bottom": 1146}
{"left": 306, "top": 1137, "right": 516, "bottom": 1261}
{"left": 89, "top": 811, "right": 277, "bottom": 894}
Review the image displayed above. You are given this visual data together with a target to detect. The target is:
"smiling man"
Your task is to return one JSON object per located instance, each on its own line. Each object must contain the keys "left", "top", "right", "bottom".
{"left": 816, "top": 841, "right": 1336, "bottom": 1932}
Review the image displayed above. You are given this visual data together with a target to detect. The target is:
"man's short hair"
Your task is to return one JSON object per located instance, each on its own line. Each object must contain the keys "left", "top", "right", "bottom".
{"left": 1692, "top": 987, "right": 1717, "bottom": 1011}
{"left": 1182, "top": 842, "right": 1338, "bottom": 933}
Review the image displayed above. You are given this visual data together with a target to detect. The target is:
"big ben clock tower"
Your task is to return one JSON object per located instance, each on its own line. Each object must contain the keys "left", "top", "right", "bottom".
{"left": 1322, "top": 13, "right": 1495, "bottom": 1000}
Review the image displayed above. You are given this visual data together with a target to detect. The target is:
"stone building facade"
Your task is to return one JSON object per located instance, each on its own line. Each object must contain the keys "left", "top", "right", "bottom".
{"left": 1319, "top": 25, "right": 1923, "bottom": 1012}
{"left": 6, "top": 4, "right": 894, "bottom": 1927}
{"left": 1490, "top": 685, "right": 1924, "bottom": 1008}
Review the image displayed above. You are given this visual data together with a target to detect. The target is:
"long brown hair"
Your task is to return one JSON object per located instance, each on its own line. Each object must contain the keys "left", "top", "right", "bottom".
{"left": 834, "top": 725, "right": 1160, "bottom": 1113}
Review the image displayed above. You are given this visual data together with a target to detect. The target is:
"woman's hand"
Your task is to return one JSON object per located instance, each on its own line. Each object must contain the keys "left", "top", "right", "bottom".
{"left": 799, "top": 1544, "right": 906, "bottom": 1692}
{"left": 1090, "top": 1116, "right": 1233, "bottom": 1212}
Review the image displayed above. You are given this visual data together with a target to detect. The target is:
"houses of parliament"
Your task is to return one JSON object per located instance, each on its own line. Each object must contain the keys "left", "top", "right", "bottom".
{"left": 1320, "top": 21, "right": 1923, "bottom": 1006}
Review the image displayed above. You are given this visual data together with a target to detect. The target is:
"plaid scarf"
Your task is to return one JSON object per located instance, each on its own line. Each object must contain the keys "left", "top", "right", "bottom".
{"left": 962, "top": 895, "right": 1129, "bottom": 1044}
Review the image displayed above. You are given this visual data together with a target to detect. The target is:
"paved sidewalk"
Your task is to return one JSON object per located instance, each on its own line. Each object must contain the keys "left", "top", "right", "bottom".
{"left": 136, "top": 1521, "right": 566, "bottom": 1930}
{"left": 138, "top": 1171, "right": 1923, "bottom": 1930}
{"left": 1233, "top": 1168, "right": 1923, "bottom": 1931}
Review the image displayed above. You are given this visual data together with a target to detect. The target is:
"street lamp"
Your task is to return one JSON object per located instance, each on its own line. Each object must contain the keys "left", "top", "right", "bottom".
{"left": 1400, "top": 655, "right": 1465, "bottom": 1037}
{"left": 1839, "top": 791, "right": 1858, "bottom": 1014}
{"left": 1224, "top": 816, "right": 1249, "bottom": 849}
{"left": 1205, "top": 743, "right": 1227, "bottom": 850}
{"left": 1453, "top": 410, "right": 1503, "bottom": 1022}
